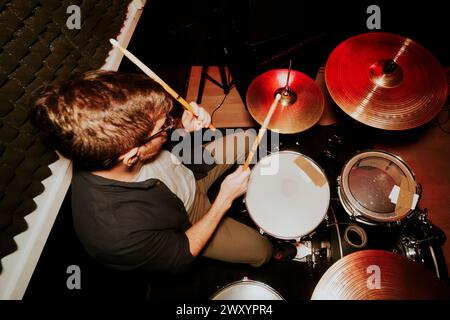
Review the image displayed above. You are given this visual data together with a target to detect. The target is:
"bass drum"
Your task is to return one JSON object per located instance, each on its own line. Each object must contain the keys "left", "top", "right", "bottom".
{"left": 210, "top": 278, "right": 284, "bottom": 300}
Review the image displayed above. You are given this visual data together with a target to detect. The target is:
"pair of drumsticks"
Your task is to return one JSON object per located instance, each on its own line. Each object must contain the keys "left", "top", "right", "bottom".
{"left": 110, "top": 39, "right": 280, "bottom": 170}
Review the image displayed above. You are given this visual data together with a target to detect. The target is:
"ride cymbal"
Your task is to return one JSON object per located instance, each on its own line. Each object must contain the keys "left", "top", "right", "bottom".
{"left": 325, "top": 32, "right": 448, "bottom": 130}
{"left": 311, "top": 250, "right": 450, "bottom": 300}
{"left": 246, "top": 69, "right": 324, "bottom": 134}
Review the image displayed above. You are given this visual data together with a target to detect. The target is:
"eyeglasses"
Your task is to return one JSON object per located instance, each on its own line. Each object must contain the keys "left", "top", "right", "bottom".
{"left": 142, "top": 115, "right": 175, "bottom": 144}
{"left": 100, "top": 115, "right": 175, "bottom": 167}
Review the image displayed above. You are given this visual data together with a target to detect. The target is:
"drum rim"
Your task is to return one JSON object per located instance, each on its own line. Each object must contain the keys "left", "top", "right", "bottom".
{"left": 338, "top": 149, "right": 419, "bottom": 223}
{"left": 245, "top": 150, "right": 330, "bottom": 240}
{"left": 210, "top": 278, "right": 284, "bottom": 300}
{"left": 337, "top": 185, "right": 385, "bottom": 226}
{"left": 337, "top": 185, "right": 381, "bottom": 226}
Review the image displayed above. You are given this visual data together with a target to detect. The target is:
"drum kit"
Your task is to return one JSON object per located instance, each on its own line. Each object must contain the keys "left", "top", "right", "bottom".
{"left": 211, "top": 32, "right": 450, "bottom": 300}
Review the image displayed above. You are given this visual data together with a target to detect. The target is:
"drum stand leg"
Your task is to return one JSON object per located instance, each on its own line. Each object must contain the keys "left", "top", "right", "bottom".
{"left": 197, "top": 65, "right": 234, "bottom": 104}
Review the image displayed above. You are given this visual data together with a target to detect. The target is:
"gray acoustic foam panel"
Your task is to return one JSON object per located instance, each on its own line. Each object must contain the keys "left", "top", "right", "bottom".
{"left": 0, "top": 0, "right": 131, "bottom": 271}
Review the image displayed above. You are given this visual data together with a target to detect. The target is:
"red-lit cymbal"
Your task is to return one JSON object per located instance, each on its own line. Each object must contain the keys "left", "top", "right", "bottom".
{"left": 246, "top": 69, "right": 324, "bottom": 134}
{"left": 325, "top": 32, "right": 448, "bottom": 130}
{"left": 311, "top": 250, "right": 450, "bottom": 300}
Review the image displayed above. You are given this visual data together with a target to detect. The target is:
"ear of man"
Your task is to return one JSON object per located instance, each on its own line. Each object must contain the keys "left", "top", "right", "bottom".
{"left": 119, "top": 147, "right": 139, "bottom": 167}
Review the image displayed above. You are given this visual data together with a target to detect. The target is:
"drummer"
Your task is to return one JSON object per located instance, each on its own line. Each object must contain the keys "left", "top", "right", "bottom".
{"left": 32, "top": 71, "right": 297, "bottom": 274}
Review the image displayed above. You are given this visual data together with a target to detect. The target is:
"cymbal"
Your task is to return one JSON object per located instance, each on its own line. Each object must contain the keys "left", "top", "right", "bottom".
{"left": 325, "top": 32, "right": 448, "bottom": 130}
{"left": 311, "top": 250, "right": 450, "bottom": 300}
{"left": 246, "top": 69, "right": 324, "bottom": 134}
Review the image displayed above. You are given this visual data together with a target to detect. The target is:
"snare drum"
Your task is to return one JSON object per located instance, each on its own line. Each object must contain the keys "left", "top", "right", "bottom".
{"left": 245, "top": 151, "right": 330, "bottom": 241}
{"left": 210, "top": 277, "right": 284, "bottom": 300}
{"left": 338, "top": 150, "right": 421, "bottom": 226}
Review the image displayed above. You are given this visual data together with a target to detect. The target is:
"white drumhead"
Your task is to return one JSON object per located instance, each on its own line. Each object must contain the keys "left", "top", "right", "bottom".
{"left": 246, "top": 151, "right": 330, "bottom": 240}
{"left": 211, "top": 280, "right": 283, "bottom": 300}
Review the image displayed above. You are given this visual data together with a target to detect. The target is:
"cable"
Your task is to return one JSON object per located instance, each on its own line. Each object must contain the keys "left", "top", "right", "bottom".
{"left": 209, "top": 66, "right": 235, "bottom": 126}
{"left": 210, "top": 87, "right": 234, "bottom": 125}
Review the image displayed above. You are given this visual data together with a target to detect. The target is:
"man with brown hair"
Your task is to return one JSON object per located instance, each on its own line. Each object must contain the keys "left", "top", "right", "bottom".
{"left": 32, "top": 70, "right": 275, "bottom": 274}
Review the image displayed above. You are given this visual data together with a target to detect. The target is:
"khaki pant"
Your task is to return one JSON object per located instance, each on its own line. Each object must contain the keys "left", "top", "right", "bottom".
{"left": 187, "top": 130, "right": 273, "bottom": 267}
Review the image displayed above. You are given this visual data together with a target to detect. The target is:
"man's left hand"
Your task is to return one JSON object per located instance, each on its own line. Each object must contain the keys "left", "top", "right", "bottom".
{"left": 181, "top": 102, "right": 212, "bottom": 132}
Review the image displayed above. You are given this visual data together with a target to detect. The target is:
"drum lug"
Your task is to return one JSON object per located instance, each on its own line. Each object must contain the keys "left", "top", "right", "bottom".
{"left": 417, "top": 183, "right": 423, "bottom": 198}
{"left": 417, "top": 208, "right": 428, "bottom": 221}
{"left": 311, "top": 241, "right": 332, "bottom": 265}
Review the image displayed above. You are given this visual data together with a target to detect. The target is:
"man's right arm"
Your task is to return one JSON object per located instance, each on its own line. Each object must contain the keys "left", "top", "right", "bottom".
{"left": 185, "top": 166, "right": 250, "bottom": 257}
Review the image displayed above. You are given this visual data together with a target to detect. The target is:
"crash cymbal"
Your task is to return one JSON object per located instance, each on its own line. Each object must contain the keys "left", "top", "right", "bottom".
{"left": 311, "top": 250, "right": 450, "bottom": 300}
{"left": 246, "top": 69, "right": 324, "bottom": 134}
{"left": 326, "top": 32, "right": 448, "bottom": 130}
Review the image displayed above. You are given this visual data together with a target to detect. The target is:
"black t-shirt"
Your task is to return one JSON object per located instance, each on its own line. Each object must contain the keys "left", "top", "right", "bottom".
{"left": 71, "top": 170, "right": 195, "bottom": 274}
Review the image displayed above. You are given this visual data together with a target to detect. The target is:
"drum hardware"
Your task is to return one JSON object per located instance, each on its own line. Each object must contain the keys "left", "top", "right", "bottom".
{"left": 315, "top": 242, "right": 332, "bottom": 264}
{"left": 325, "top": 32, "right": 448, "bottom": 130}
{"left": 329, "top": 203, "right": 345, "bottom": 261}
{"left": 287, "top": 207, "right": 345, "bottom": 267}
{"left": 399, "top": 209, "right": 446, "bottom": 246}
{"left": 291, "top": 241, "right": 332, "bottom": 265}
{"left": 258, "top": 185, "right": 446, "bottom": 278}
{"left": 311, "top": 250, "right": 450, "bottom": 300}
{"left": 397, "top": 241, "right": 448, "bottom": 280}
{"left": 210, "top": 277, "right": 284, "bottom": 300}
{"left": 397, "top": 208, "right": 448, "bottom": 279}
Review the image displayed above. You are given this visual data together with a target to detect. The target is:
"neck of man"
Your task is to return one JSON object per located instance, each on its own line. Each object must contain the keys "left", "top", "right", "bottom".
{"left": 91, "top": 161, "right": 143, "bottom": 182}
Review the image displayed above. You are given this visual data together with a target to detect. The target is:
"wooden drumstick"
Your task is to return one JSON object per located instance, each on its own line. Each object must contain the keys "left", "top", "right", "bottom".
{"left": 243, "top": 94, "right": 281, "bottom": 170}
{"left": 110, "top": 39, "right": 216, "bottom": 131}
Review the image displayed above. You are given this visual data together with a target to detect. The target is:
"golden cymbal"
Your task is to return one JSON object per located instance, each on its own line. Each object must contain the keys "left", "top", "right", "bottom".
{"left": 311, "top": 250, "right": 450, "bottom": 300}
{"left": 246, "top": 69, "right": 324, "bottom": 134}
{"left": 325, "top": 32, "right": 448, "bottom": 130}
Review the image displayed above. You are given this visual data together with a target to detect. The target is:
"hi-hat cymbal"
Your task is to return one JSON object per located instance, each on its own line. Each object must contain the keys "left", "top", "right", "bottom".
{"left": 246, "top": 69, "right": 324, "bottom": 134}
{"left": 325, "top": 32, "right": 448, "bottom": 130}
{"left": 311, "top": 250, "right": 450, "bottom": 300}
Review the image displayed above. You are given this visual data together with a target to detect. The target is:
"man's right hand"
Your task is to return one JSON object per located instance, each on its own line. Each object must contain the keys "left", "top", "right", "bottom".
{"left": 219, "top": 166, "right": 251, "bottom": 205}
{"left": 186, "top": 166, "right": 250, "bottom": 257}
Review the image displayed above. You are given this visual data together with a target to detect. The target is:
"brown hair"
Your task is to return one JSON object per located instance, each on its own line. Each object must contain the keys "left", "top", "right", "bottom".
{"left": 31, "top": 70, "right": 173, "bottom": 168}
